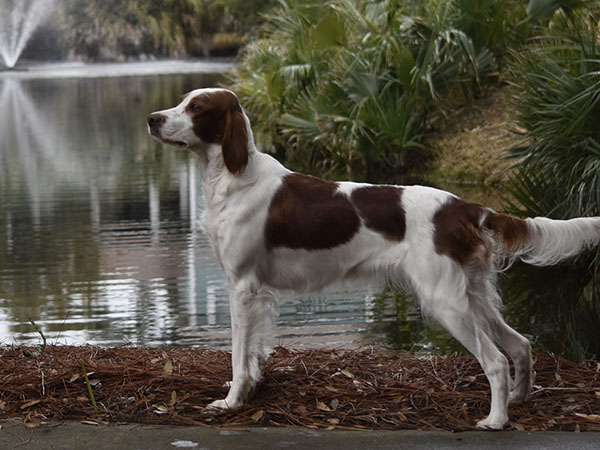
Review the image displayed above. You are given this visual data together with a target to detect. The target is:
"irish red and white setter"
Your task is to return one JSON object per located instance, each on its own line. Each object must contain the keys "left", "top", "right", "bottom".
{"left": 148, "top": 88, "right": 600, "bottom": 429}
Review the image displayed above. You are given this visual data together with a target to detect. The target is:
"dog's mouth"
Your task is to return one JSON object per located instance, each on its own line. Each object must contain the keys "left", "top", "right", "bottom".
{"left": 168, "top": 139, "right": 188, "bottom": 148}
{"left": 149, "top": 129, "right": 188, "bottom": 148}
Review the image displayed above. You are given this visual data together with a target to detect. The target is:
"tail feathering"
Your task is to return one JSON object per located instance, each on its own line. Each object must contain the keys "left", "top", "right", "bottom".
{"left": 519, "top": 216, "right": 600, "bottom": 266}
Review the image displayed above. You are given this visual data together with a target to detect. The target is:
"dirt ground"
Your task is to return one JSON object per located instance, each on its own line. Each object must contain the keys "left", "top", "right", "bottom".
{"left": 425, "top": 87, "right": 517, "bottom": 210}
{"left": 0, "top": 346, "right": 599, "bottom": 432}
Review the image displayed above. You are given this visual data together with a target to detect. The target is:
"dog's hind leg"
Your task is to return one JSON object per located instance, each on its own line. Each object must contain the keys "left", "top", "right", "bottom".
{"left": 468, "top": 268, "right": 533, "bottom": 405}
{"left": 207, "top": 280, "right": 277, "bottom": 410}
{"left": 490, "top": 319, "right": 533, "bottom": 404}
{"left": 435, "top": 305, "right": 510, "bottom": 429}
{"left": 413, "top": 261, "right": 510, "bottom": 430}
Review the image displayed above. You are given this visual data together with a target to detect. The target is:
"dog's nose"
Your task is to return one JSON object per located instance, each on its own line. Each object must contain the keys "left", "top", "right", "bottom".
{"left": 147, "top": 113, "right": 166, "bottom": 128}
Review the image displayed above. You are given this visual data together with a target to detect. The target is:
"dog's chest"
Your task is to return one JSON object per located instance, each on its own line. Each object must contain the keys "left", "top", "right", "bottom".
{"left": 201, "top": 194, "right": 271, "bottom": 273}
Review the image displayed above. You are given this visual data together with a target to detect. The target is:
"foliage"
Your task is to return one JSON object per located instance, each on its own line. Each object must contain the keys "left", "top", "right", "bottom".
{"left": 503, "top": 2, "right": 600, "bottom": 358}
{"left": 231, "top": 0, "right": 527, "bottom": 179}
{"left": 48, "top": 0, "right": 275, "bottom": 60}
{"left": 526, "top": 0, "right": 589, "bottom": 20}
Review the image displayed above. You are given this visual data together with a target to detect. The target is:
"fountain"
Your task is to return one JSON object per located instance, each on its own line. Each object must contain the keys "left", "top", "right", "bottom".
{"left": 0, "top": 0, "right": 54, "bottom": 69}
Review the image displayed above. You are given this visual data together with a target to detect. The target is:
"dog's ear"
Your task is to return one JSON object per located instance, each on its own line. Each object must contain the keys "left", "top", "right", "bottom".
{"left": 221, "top": 108, "right": 248, "bottom": 174}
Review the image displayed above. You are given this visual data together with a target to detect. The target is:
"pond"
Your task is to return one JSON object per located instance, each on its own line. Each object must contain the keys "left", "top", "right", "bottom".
{"left": 0, "top": 61, "right": 597, "bottom": 359}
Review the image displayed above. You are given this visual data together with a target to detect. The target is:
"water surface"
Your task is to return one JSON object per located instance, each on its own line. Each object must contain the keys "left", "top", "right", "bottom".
{"left": 0, "top": 61, "right": 458, "bottom": 352}
{"left": 1, "top": 61, "right": 597, "bottom": 360}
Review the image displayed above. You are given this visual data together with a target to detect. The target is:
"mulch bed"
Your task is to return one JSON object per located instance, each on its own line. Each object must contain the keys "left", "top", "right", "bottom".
{"left": 0, "top": 345, "right": 599, "bottom": 431}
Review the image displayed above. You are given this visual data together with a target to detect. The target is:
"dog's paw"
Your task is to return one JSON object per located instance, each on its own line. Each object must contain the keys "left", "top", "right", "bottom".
{"left": 476, "top": 416, "right": 508, "bottom": 430}
{"left": 205, "top": 399, "right": 231, "bottom": 411}
{"left": 204, "top": 398, "right": 242, "bottom": 412}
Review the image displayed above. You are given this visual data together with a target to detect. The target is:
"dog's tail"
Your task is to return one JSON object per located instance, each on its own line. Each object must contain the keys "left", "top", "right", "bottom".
{"left": 485, "top": 212, "right": 600, "bottom": 266}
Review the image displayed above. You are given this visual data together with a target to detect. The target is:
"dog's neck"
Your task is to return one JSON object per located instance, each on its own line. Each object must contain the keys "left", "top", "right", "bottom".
{"left": 191, "top": 140, "right": 257, "bottom": 209}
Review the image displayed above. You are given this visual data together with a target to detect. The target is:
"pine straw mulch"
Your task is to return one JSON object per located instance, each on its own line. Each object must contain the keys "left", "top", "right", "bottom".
{"left": 0, "top": 345, "right": 599, "bottom": 431}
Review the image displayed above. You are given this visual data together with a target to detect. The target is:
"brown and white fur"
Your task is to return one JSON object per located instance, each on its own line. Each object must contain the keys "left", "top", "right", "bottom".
{"left": 148, "top": 87, "right": 600, "bottom": 429}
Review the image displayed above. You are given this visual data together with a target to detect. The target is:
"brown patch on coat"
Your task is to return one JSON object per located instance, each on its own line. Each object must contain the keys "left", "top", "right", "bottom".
{"left": 186, "top": 90, "right": 248, "bottom": 174}
{"left": 483, "top": 212, "right": 530, "bottom": 254}
{"left": 433, "top": 197, "right": 531, "bottom": 265}
{"left": 433, "top": 198, "right": 488, "bottom": 266}
{"left": 265, "top": 174, "right": 360, "bottom": 250}
{"left": 350, "top": 186, "right": 406, "bottom": 241}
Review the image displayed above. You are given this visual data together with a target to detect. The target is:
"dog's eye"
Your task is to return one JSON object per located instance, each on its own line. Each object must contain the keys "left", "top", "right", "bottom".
{"left": 189, "top": 103, "right": 201, "bottom": 112}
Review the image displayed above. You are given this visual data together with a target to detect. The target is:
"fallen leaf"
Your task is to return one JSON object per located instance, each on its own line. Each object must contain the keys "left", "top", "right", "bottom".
{"left": 80, "top": 420, "right": 100, "bottom": 426}
{"left": 251, "top": 410, "right": 264, "bottom": 422}
{"left": 164, "top": 359, "right": 173, "bottom": 375}
{"left": 330, "top": 398, "right": 339, "bottom": 409}
{"left": 325, "top": 386, "right": 337, "bottom": 392}
{"left": 69, "top": 373, "right": 80, "bottom": 383}
{"left": 465, "top": 376, "right": 477, "bottom": 383}
{"left": 328, "top": 418, "right": 340, "bottom": 425}
{"left": 296, "top": 405, "right": 308, "bottom": 415}
{"left": 341, "top": 369, "right": 354, "bottom": 379}
{"left": 150, "top": 357, "right": 160, "bottom": 364}
{"left": 574, "top": 413, "right": 600, "bottom": 423}
{"left": 23, "top": 414, "right": 39, "bottom": 429}
{"left": 154, "top": 405, "right": 169, "bottom": 415}
{"left": 595, "top": 392, "right": 600, "bottom": 398}
{"left": 20, "top": 399, "right": 41, "bottom": 410}
{"left": 317, "top": 401, "right": 331, "bottom": 412}
{"left": 170, "top": 391, "right": 177, "bottom": 407}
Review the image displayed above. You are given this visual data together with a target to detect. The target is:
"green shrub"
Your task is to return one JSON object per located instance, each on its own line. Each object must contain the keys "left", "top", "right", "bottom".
{"left": 232, "top": 0, "right": 524, "bottom": 179}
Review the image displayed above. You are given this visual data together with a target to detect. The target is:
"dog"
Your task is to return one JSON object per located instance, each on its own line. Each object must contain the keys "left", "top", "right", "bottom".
{"left": 147, "top": 87, "right": 600, "bottom": 429}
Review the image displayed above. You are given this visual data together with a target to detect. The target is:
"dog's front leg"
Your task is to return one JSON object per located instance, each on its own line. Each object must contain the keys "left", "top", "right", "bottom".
{"left": 207, "top": 282, "right": 268, "bottom": 410}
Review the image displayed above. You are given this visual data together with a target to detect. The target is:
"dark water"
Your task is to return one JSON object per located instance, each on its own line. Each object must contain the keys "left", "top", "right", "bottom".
{"left": 0, "top": 62, "right": 597, "bottom": 359}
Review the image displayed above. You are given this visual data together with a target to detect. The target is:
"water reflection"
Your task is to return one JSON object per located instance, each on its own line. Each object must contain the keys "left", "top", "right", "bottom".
{"left": 0, "top": 70, "right": 229, "bottom": 346}
{"left": 0, "top": 68, "right": 402, "bottom": 349}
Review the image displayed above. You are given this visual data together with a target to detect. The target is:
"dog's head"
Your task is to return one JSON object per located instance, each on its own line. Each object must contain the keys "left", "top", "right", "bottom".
{"left": 147, "top": 88, "right": 248, "bottom": 174}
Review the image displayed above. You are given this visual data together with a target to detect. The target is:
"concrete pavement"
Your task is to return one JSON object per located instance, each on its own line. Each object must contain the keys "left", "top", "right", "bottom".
{"left": 1, "top": 420, "right": 599, "bottom": 450}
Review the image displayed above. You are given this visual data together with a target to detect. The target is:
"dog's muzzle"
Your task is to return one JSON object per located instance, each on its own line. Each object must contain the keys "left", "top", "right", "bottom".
{"left": 147, "top": 113, "right": 166, "bottom": 138}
